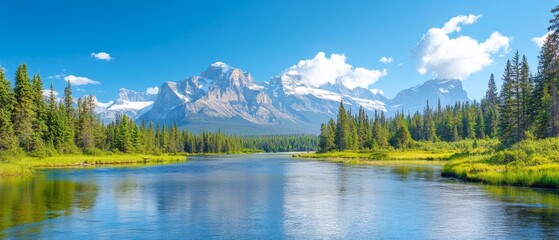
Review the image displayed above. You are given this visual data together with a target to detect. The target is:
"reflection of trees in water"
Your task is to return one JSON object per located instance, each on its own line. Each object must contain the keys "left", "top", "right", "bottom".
{"left": 0, "top": 175, "right": 98, "bottom": 233}
{"left": 391, "top": 166, "right": 436, "bottom": 180}
{"left": 482, "top": 186, "right": 559, "bottom": 237}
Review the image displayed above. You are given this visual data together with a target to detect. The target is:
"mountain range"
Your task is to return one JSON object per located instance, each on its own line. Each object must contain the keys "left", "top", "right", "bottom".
{"left": 95, "top": 62, "right": 469, "bottom": 135}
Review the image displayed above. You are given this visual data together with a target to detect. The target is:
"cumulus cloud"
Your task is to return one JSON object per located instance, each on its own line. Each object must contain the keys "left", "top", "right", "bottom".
{"left": 379, "top": 57, "right": 393, "bottom": 64}
{"left": 284, "top": 52, "right": 387, "bottom": 89}
{"left": 90, "top": 52, "right": 113, "bottom": 61}
{"left": 63, "top": 75, "right": 100, "bottom": 86}
{"left": 41, "top": 89, "right": 59, "bottom": 97}
{"left": 146, "top": 86, "right": 159, "bottom": 94}
{"left": 415, "top": 14, "right": 510, "bottom": 80}
{"left": 532, "top": 31, "right": 553, "bottom": 48}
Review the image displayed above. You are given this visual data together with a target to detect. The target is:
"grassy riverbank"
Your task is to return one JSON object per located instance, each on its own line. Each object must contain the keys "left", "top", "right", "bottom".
{"left": 293, "top": 150, "right": 456, "bottom": 162}
{"left": 298, "top": 138, "right": 559, "bottom": 189}
{"left": 293, "top": 139, "right": 497, "bottom": 163}
{"left": 0, "top": 153, "right": 187, "bottom": 177}
{"left": 442, "top": 138, "right": 559, "bottom": 189}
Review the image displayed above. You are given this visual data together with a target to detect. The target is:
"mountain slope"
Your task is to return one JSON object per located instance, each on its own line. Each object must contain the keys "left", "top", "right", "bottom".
{"left": 389, "top": 79, "right": 469, "bottom": 113}
{"left": 95, "top": 88, "right": 158, "bottom": 123}
{"left": 139, "top": 63, "right": 306, "bottom": 134}
{"left": 99, "top": 63, "right": 471, "bottom": 135}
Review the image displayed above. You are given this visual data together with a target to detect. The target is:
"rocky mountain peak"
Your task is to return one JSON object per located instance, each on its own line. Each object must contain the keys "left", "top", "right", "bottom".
{"left": 201, "top": 62, "right": 234, "bottom": 80}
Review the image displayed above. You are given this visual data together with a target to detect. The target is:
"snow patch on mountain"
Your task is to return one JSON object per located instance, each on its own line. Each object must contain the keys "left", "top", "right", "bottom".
{"left": 96, "top": 87, "right": 159, "bottom": 123}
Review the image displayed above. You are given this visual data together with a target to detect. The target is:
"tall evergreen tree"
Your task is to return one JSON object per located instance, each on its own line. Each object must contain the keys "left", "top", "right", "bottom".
{"left": 499, "top": 60, "right": 519, "bottom": 146}
{"left": 31, "top": 74, "right": 48, "bottom": 146}
{"left": 423, "top": 100, "right": 436, "bottom": 141}
{"left": 335, "top": 101, "right": 350, "bottom": 150}
{"left": 0, "top": 67, "right": 17, "bottom": 150}
{"left": 519, "top": 55, "right": 533, "bottom": 136}
{"left": 12, "top": 64, "right": 37, "bottom": 151}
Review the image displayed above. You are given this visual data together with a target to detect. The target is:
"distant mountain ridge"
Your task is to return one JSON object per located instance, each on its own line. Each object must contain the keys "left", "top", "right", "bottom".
{"left": 96, "top": 62, "right": 469, "bottom": 134}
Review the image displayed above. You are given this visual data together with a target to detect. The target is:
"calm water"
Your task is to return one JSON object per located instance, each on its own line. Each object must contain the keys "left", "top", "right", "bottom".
{"left": 1, "top": 153, "right": 559, "bottom": 239}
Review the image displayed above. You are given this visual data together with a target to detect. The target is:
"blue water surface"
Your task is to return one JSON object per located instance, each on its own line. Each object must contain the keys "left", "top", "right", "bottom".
{"left": 1, "top": 153, "right": 559, "bottom": 239}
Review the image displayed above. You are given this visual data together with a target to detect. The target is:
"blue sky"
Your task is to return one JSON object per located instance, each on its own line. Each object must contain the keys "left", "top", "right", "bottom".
{"left": 0, "top": 0, "right": 554, "bottom": 102}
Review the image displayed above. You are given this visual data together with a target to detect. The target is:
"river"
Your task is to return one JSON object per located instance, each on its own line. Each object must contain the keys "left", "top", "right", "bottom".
{"left": 1, "top": 153, "right": 558, "bottom": 239}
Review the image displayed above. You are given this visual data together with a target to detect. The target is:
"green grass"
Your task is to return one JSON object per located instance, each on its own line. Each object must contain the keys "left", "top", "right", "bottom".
{"left": 0, "top": 153, "right": 187, "bottom": 177}
{"left": 293, "top": 149, "right": 457, "bottom": 161}
{"left": 0, "top": 163, "right": 33, "bottom": 177}
{"left": 293, "top": 149, "right": 457, "bottom": 167}
{"left": 442, "top": 138, "right": 559, "bottom": 189}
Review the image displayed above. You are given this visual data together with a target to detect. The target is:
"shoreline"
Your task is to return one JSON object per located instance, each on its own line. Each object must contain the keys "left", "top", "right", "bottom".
{"left": 0, "top": 154, "right": 188, "bottom": 177}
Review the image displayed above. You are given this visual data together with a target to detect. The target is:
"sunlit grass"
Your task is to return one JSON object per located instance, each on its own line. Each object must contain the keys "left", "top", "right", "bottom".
{"left": 0, "top": 163, "right": 33, "bottom": 177}
{"left": 23, "top": 154, "right": 187, "bottom": 168}
{"left": 0, "top": 154, "right": 187, "bottom": 177}
{"left": 442, "top": 138, "right": 559, "bottom": 189}
{"left": 293, "top": 150, "right": 456, "bottom": 161}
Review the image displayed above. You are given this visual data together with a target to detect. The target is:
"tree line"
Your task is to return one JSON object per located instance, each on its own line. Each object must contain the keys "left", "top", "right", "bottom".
{"left": 0, "top": 65, "right": 317, "bottom": 156}
{"left": 318, "top": 5, "right": 559, "bottom": 152}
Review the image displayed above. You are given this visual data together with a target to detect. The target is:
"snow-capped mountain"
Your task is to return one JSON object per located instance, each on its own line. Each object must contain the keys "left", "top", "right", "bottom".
{"left": 139, "top": 63, "right": 303, "bottom": 134}
{"left": 97, "top": 62, "right": 470, "bottom": 135}
{"left": 388, "top": 79, "right": 469, "bottom": 113}
{"left": 95, "top": 88, "right": 159, "bottom": 123}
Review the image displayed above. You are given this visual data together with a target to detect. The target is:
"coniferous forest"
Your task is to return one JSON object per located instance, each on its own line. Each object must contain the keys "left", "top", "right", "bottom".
{"left": 319, "top": 5, "right": 559, "bottom": 153}
{"left": 0, "top": 65, "right": 316, "bottom": 158}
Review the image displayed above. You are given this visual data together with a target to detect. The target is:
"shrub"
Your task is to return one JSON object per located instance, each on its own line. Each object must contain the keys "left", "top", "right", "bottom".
{"left": 369, "top": 151, "right": 389, "bottom": 160}
{"left": 84, "top": 147, "right": 107, "bottom": 156}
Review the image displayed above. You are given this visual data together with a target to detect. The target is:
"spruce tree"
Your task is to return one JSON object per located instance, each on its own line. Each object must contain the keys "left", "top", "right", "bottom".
{"left": 61, "top": 80, "right": 77, "bottom": 150}
{"left": 499, "top": 60, "right": 519, "bottom": 146}
{"left": 483, "top": 74, "right": 499, "bottom": 138}
{"left": 519, "top": 55, "right": 533, "bottom": 136}
{"left": 423, "top": 100, "right": 436, "bottom": 141}
{"left": 31, "top": 74, "right": 48, "bottom": 147}
{"left": 12, "top": 64, "right": 37, "bottom": 151}
{"left": 0, "top": 68, "right": 17, "bottom": 150}
{"left": 335, "top": 101, "right": 350, "bottom": 150}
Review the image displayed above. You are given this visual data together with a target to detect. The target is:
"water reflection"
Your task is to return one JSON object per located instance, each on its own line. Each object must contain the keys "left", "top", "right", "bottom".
{"left": 1, "top": 155, "right": 558, "bottom": 239}
{"left": 391, "top": 165, "right": 436, "bottom": 181}
{"left": 481, "top": 186, "right": 559, "bottom": 238}
{"left": 0, "top": 174, "right": 98, "bottom": 234}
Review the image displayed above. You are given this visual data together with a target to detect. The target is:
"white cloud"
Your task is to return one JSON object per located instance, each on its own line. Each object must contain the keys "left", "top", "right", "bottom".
{"left": 41, "top": 89, "right": 59, "bottom": 97}
{"left": 415, "top": 14, "right": 510, "bottom": 80}
{"left": 284, "top": 52, "right": 387, "bottom": 89}
{"left": 90, "top": 52, "right": 113, "bottom": 61}
{"left": 379, "top": 57, "right": 393, "bottom": 64}
{"left": 146, "top": 86, "right": 159, "bottom": 94}
{"left": 532, "top": 31, "right": 552, "bottom": 48}
{"left": 63, "top": 75, "right": 100, "bottom": 86}
{"left": 48, "top": 73, "right": 66, "bottom": 79}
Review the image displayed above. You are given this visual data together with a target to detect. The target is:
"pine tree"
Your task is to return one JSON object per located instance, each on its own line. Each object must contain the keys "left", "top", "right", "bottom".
{"left": 475, "top": 106, "right": 485, "bottom": 139}
{"left": 390, "top": 113, "right": 411, "bottom": 149}
{"left": 547, "top": 5, "right": 559, "bottom": 137}
{"left": 0, "top": 68, "right": 17, "bottom": 150}
{"left": 423, "top": 100, "right": 436, "bottom": 141}
{"left": 335, "top": 101, "right": 350, "bottom": 150}
{"left": 482, "top": 74, "right": 499, "bottom": 138}
{"left": 31, "top": 74, "right": 48, "bottom": 147}
{"left": 485, "top": 73, "right": 499, "bottom": 108}
{"left": 60, "top": 80, "right": 77, "bottom": 150}
{"left": 499, "top": 60, "right": 519, "bottom": 146}
{"left": 519, "top": 55, "right": 533, "bottom": 136}
{"left": 12, "top": 64, "right": 37, "bottom": 151}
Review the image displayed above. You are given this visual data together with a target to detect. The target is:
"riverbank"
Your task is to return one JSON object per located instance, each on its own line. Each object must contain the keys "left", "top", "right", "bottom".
{"left": 296, "top": 138, "right": 559, "bottom": 189}
{"left": 0, "top": 154, "right": 187, "bottom": 177}
{"left": 441, "top": 138, "right": 559, "bottom": 189}
{"left": 293, "top": 150, "right": 458, "bottom": 167}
